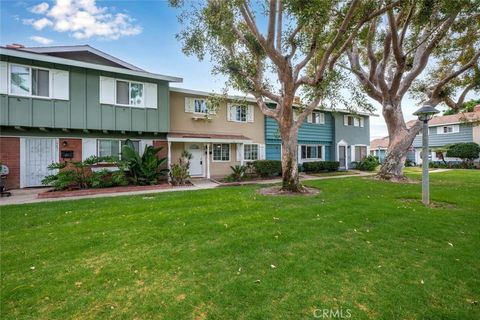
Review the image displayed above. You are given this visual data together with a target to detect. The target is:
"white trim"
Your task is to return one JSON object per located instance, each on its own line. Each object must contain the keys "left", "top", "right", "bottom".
{"left": 1, "top": 47, "right": 182, "bottom": 83}
{"left": 298, "top": 144, "right": 325, "bottom": 163}
{"left": 114, "top": 79, "right": 145, "bottom": 107}
{"left": 8, "top": 62, "right": 52, "bottom": 99}
{"left": 171, "top": 86, "right": 259, "bottom": 103}
{"left": 243, "top": 143, "right": 260, "bottom": 161}
{"left": 167, "top": 136, "right": 251, "bottom": 144}
{"left": 352, "top": 144, "right": 368, "bottom": 162}
{"left": 227, "top": 103, "right": 250, "bottom": 123}
{"left": 184, "top": 142, "right": 205, "bottom": 177}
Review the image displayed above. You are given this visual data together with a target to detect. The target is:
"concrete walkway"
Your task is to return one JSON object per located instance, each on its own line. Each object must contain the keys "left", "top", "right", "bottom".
{"left": 0, "top": 171, "right": 371, "bottom": 206}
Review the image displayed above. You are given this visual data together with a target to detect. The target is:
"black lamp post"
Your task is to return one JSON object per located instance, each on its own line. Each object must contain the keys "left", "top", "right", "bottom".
{"left": 413, "top": 104, "right": 440, "bottom": 205}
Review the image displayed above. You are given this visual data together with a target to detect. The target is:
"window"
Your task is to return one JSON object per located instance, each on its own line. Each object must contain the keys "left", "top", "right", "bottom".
{"left": 98, "top": 140, "right": 140, "bottom": 159}
{"left": 300, "top": 145, "right": 323, "bottom": 160}
{"left": 244, "top": 144, "right": 259, "bottom": 161}
{"left": 344, "top": 115, "right": 364, "bottom": 127}
{"left": 10, "top": 64, "right": 49, "bottom": 97}
{"left": 355, "top": 146, "right": 367, "bottom": 161}
{"left": 116, "top": 80, "right": 144, "bottom": 106}
{"left": 443, "top": 126, "right": 453, "bottom": 133}
{"left": 213, "top": 144, "right": 230, "bottom": 161}
{"left": 194, "top": 99, "right": 208, "bottom": 114}
{"left": 308, "top": 112, "right": 325, "bottom": 124}
{"left": 235, "top": 105, "right": 248, "bottom": 122}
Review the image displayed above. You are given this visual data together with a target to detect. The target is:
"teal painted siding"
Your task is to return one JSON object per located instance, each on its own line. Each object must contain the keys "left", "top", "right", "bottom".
{"left": 0, "top": 56, "right": 169, "bottom": 133}
{"left": 265, "top": 113, "right": 334, "bottom": 161}
{"left": 412, "top": 125, "right": 473, "bottom": 148}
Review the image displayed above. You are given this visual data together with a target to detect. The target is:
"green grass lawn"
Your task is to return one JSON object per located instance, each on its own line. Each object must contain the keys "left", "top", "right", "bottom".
{"left": 1, "top": 170, "right": 479, "bottom": 319}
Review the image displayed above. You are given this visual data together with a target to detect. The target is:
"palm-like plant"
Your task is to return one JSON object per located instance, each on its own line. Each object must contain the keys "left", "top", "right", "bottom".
{"left": 121, "top": 140, "right": 168, "bottom": 185}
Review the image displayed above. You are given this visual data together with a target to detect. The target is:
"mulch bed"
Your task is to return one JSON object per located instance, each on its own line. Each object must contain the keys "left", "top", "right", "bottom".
{"left": 38, "top": 183, "right": 176, "bottom": 199}
{"left": 257, "top": 186, "right": 320, "bottom": 196}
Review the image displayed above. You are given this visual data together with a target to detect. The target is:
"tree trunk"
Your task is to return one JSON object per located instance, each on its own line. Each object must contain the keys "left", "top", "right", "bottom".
{"left": 279, "top": 126, "right": 303, "bottom": 192}
{"left": 378, "top": 103, "right": 420, "bottom": 181}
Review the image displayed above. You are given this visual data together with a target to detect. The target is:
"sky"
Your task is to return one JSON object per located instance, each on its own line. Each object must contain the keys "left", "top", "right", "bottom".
{"left": 1, "top": 0, "right": 475, "bottom": 140}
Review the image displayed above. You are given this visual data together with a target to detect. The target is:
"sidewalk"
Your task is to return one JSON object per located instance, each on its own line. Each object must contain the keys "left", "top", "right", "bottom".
{"left": 0, "top": 171, "right": 370, "bottom": 206}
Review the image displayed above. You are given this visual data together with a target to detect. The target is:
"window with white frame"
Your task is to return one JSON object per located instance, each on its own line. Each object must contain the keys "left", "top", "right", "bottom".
{"left": 10, "top": 64, "right": 49, "bottom": 97}
{"left": 235, "top": 105, "right": 248, "bottom": 122}
{"left": 97, "top": 140, "right": 140, "bottom": 159}
{"left": 300, "top": 145, "right": 323, "bottom": 160}
{"left": 308, "top": 111, "right": 325, "bottom": 124}
{"left": 438, "top": 125, "right": 459, "bottom": 134}
{"left": 244, "top": 144, "right": 259, "bottom": 161}
{"left": 344, "top": 115, "right": 364, "bottom": 127}
{"left": 194, "top": 98, "right": 208, "bottom": 113}
{"left": 213, "top": 143, "right": 230, "bottom": 161}
{"left": 354, "top": 146, "right": 367, "bottom": 161}
{"left": 116, "top": 80, "right": 144, "bottom": 106}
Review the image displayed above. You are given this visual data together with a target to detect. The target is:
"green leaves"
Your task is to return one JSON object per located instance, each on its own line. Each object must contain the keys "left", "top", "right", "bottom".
{"left": 121, "top": 141, "right": 168, "bottom": 185}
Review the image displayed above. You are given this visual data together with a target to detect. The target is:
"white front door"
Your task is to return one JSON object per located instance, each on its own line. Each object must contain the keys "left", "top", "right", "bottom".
{"left": 23, "top": 138, "right": 59, "bottom": 187}
{"left": 187, "top": 143, "right": 204, "bottom": 176}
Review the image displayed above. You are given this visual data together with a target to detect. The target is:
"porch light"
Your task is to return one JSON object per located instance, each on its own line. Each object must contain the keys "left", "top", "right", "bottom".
{"left": 413, "top": 104, "right": 439, "bottom": 205}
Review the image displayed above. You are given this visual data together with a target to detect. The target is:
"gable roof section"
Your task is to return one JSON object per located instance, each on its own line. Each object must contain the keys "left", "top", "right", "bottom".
{"left": 0, "top": 47, "right": 182, "bottom": 83}
{"left": 427, "top": 110, "right": 480, "bottom": 126}
{"left": 370, "top": 136, "right": 389, "bottom": 149}
{"left": 18, "top": 45, "right": 144, "bottom": 71}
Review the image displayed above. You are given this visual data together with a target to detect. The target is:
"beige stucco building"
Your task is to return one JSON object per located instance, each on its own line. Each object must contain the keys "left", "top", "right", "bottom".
{"left": 168, "top": 88, "right": 266, "bottom": 178}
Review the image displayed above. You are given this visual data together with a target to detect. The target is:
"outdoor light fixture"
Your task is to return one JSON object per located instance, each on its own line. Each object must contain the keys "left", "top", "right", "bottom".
{"left": 413, "top": 104, "right": 439, "bottom": 205}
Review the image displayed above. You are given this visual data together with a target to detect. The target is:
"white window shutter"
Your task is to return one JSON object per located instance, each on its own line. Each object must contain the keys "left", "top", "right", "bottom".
{"left": 227, "top": 105, "right": 234, "bottom": 121}
{"left": 307, "top": 114, "right": 313, "bottom": 123}
{"left": 184, "top": 97, "right": 194, "bottom": 113}
{"left": 100, "top": 76, "right": 115, "bottom": 104}
{"left": 140, "top": 140, "right": 153, "bottom": 154}
{"left": 236, "top": 143, "right": 243, "bottom": 161}
{"left": 52, "top": 69, "right": 69, "bottom": 100}
{"left": 320, "top": 113, "right": 325, "bottom": 124}
{"left": 247, "top": 105, "right": 254, "bottom": 122}
{"left": 144, "top": 83, "right": 157, "bottom": 108}
{"left": 259, "top": 144, "right": 266, "bottom": 160}
{"left": 437, "top": 126, "right": 442, "bottom": 134}
{"left": 82, "top": 139, "right": 97, "bottom": 160}
{"left": 354, "top": 117, "right": 360, "bottom": 127}
{"left": 298, "top": 145, "right": 302, "bottom": 163}
{"left": 344, "top": 115, "right": 349, "bottom": 126}
{"left": 0, "top": 61, "right": 7, "bottom": 94}
{"left": 360, "top": 117, "right": 364, "bottom": 127}
{"left": 454, "top": 125, "right": 460, "bottom": 133}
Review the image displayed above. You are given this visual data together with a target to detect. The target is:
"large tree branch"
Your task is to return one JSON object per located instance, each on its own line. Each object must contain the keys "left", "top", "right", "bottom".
{"left": 266, "top": 0, "right": 277, "bottom": 48}
{"left": 346, "top": 47, "right": 383, "bottom": 102}
{"left": 276, "top": 0, "right": 282, "bottom": 51}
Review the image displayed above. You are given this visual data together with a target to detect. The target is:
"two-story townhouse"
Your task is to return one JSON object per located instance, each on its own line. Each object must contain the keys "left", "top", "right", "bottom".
{"left": 410, "top": 106, "right": 480, "bottom": 164}
{"left": 168, "top": 87, "right": 265, "bottom": 179}
{"left": 265, "top": 110, "right": 372, "bottom": 169}
{"left": 0, "top": 45, "right": 181, "bottom": 188}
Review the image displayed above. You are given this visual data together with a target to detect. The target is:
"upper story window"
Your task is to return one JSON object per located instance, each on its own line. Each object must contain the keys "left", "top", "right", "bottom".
{"left": 244, "top": 144, "right": 259, "bottom": 161}
{"left": 194, "top": 99, "right": 208, "bottom": 114}
{"left": 213, "top": 143, "right": 230, "bottom": 161}
{"left": 227, "top": 104, "right": 254, "bottom": 123}
{"left": 116, "top": 80, "right": 144, "bottom": 106}
{"left": 10, "top": 64, "right": 49, "bottom": 97}
{"left": 344, "top": 115, "right": 364, "bottom": 127}
{"left": 437, "top": 125, "right": 459, "bottom": 134}
{"left": 301, "top": 145, "right": 323, "bottom": 160}
{"left": 307, "top": 111, "right": 325, "bottom": 124}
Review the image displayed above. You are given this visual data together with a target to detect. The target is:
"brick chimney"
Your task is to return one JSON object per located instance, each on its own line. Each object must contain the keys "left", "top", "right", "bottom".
{"left": 6, "top": 43, "right": 25, "bottom": 49}
{"left": 474, "top": 105, "right": 480, "bottom": 112}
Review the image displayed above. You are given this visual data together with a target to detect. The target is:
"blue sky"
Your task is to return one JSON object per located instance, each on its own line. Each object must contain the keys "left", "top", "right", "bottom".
{"left": 1, "top": 0, "right": 471, "bottom": 139}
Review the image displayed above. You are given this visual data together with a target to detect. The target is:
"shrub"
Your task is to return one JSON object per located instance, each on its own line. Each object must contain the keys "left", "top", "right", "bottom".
{"left": 302, "top": 161, "right": 339, "bottom": 173}
{"left": 121, "top": 140, "right": 168, "bottom": 185}
{"left": 354, "top": 155, "right": 379, "bottom": 171}
{"left": 228, "top": 165, "right": 247, "bottom": 182}
{"left": 446, "top": 142, "right": 480, "bottom": 167}
{"left": 252, "top": 160, "right": 282, "bottom": 177}
{"left": 169, "top": 151, "right": 192, "bottom": 185}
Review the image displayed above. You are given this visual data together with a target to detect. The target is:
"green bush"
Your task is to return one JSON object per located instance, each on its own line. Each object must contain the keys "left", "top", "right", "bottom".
{"left": 252, "top": 160, "right": 282, "bottom": 177}
{"left": 302, "top": 161, "right": 340, "bottom": 172}
{"left": 228, "top": 165, "right": 247, "bottom": 182}
{"left": 169, "top": 151, "right": 192, "bottom": 185}
{"left": 354, "top": 155, "right": 379, "bottom": 171}
{"left": 121, "top": 140, "right": 168, "bottom": 185}
{"left": 446, "top": 142, "right": 480, "bottom": 167}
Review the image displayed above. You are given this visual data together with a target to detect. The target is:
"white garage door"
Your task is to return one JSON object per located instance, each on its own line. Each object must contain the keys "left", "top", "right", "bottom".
{"left": 22, "top": 138, "right": 59, "bottom": 187}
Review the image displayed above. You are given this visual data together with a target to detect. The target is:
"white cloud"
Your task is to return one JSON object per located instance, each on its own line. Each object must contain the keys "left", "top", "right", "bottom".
{"left": 24, "top": 0, "right": 142, "bottom": 40}
{"left": 30, "top": 36, "right": 54, "bottom": 45}
{"left": 32, "top": 17, "right": 53, "bottom": 30}
{"left": 30, "top": 2, "right": 49, "bottom": 14}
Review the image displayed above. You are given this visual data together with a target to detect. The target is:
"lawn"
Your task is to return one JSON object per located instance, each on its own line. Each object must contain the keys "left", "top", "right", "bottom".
{"left": 307, "top": 170, "right": 359, "bottom": 177}
{"left": 1, "top": 170, "right": 479, "bottom": 319}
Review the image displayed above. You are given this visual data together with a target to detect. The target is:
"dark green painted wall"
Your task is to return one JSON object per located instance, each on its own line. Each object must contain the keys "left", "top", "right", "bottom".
{"left": 0, "top": 56, "right": 170, "bottom": 133}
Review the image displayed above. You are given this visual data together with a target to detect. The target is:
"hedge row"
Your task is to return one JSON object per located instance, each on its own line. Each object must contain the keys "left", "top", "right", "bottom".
{"left": 302, "top": 161, "right": 340, "bottom": 172}
{"left": 252, "top": 160, "right": 282, "bottom": 177}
